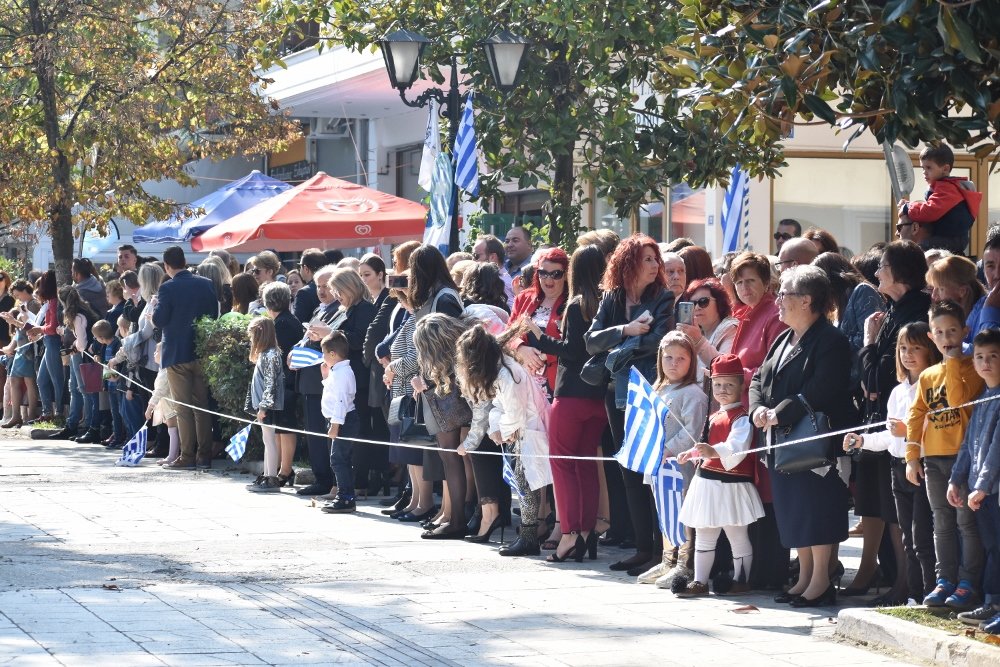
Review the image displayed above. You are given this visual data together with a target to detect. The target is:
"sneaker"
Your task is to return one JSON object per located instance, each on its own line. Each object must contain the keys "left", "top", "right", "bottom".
{"left": 637, "top": 560, "right": 669, "bottom": 585}
{"left": 675, "top": 581, "right": 709, "bottom": 598}
{"left": 245, "top": 474, "right": 265, "bottom": 490}
{"left": 922, "top": 578, "right": 956, "bottom": 607}
{"left": 983, "top": 610, "right": 1000, "bottom": 635}
{"left": 945, "top": 580, "right": 979, "bottom": 610}
{"left": 957, "top": 604, "right": 1000, "bottom": 627}
{"left": 655, "top": 565, "right": 692, "bottom": 590}
{"left": 321, "top": 496, "right": 357, "bottom": 513}
{"left": 247, "top": 477, "right": 281, "bottom": 493}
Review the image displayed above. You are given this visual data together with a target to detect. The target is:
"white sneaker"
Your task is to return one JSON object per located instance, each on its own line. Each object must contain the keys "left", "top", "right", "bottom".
{"left": 637, "top": 560, "right": 669, "bottom": 584}
{"left": 655, "top": 565, "right": 693, "bottom": 590}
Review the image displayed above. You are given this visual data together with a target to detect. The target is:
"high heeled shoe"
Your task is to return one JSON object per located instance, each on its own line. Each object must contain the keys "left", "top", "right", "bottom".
{"left": 421, "top": 526, "right": 467, "bottom": 540}
{"left": 464, "top": 516, "right": 504, "bottom": 543}
{"left": 790, "top": 584, "right": 837, "bottom": 608}
{"left": 840, "top": 570, "right": 882, "bottom": 597}
{"left": 276, "top": 470, "right": 296, "bottom": 488}
{"left": 397, "top": 508, "right": 436, "bottom": 523}
{"left": 774, "top": 590, "right": 803, "bottom": 604}
{"left": 547, "top": 534, "right": 585, "bottom": 563}
{"left": 585, "top": 531, "right": 598, "bottom": 560}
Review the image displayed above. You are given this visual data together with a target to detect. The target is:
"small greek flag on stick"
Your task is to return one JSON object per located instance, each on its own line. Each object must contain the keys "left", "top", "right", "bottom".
{"left": 114, "top": 425, "right": 148, "bottom": 467}
{"left": 226, "top": 424, "right": 251, "bottom": 462}
{"left": 616, "top": 367, "right": 669, "bottom": 476}
{"left": 501, "top": 452, "right": 523, "bottom": 498}
{"left": 289, "top": 345, "right": 324, "bottom": 370}
{"left": 653, "top": 460, "right": 686, "bottom": 548}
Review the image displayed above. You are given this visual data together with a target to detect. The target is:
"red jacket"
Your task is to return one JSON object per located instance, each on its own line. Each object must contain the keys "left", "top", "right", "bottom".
{"left": 509, "top": 288, "right": 566, "bottom": 392}
{"left": 731, "top": 293, "right": 787, "bottom": 394}
{"left": 905, "top": 177, "right": 982, "bottom": 236}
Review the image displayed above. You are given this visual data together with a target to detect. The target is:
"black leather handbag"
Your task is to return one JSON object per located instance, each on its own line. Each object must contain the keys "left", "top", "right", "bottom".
{"left": 772, "top": 394, "right": 836, "bottom": 474}
{"left": 388, "top": 394, "right": 429, "bottom": 440}
{"left": 581, "top": 351, "right": 610, "bottom": 386}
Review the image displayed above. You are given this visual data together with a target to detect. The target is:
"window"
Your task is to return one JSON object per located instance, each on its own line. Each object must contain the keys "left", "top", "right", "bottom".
{"left": 668, "top": 184, "right": 706, "bottom": 245}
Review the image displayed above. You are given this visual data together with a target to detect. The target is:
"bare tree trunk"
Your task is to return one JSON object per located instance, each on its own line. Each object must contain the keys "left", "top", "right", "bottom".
{"left": 30, "top": 0, "right": 74, "bottom": 285}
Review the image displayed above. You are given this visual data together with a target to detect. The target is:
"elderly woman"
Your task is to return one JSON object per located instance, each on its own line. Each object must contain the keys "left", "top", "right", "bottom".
{"left": 585, "top": 234, "right": 674, "bottom": 576}
{"left": 677, "top": 277, "right": 738, "bottom": 387}
{"left": 853, "top": 241, "right": 932, "bottom": 603}
{"left": 750, "top": 265, "right": 853, "bottom": 607}
{"left": 260, "top": 282, "right": 303, "bottom": 488}
{"left": 926, "top": 255, "right": 995, "bottom": 342}
{"left": 729, "top": 252, "right": 787, "bottom": 390}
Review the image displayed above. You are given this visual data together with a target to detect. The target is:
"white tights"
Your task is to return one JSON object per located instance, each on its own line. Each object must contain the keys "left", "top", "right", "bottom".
{"left": 262, "top": 425, "right": 279, "bottom": 477}
{"left": 693, "top": 524, "right": 753, "bottom": 585}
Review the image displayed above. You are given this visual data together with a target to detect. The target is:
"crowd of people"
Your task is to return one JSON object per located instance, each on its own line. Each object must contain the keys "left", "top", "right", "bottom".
{"left": 0, "top": 146, "right": 998, "bottom": 631}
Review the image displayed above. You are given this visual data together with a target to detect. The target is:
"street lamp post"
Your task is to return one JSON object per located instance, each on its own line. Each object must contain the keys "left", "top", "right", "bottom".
{"left": 378, "top": 29, "right": 529, "bottom": 253}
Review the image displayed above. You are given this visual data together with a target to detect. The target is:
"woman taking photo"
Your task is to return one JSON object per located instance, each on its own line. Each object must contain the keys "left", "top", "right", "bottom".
{"left": 749, "top": 265, "right": 853, "bottom": 607}
{"left": 585, "top": 234, "right": 674, "bottom": 576}
{"left": 852, "top": 241, "right": 932, "bottom": 604}
{"left": 527, "top": 245, "right": 609, "bottom": 560}
{"left": 676, "top": 277, "right": 738, "bottom": 390}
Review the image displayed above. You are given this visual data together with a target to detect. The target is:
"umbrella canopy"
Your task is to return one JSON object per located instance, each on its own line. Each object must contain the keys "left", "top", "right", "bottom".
{"left": 191, "top": 172, "right": 429, "bottom": 252}
{"left": 133, "top": 170, "right": 292, "bottom": 243}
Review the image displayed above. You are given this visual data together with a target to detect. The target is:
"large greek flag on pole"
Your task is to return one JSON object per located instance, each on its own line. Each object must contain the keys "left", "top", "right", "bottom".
{"left": 114, "top": 425, "right": 148, "bottom": 467}
{"left": 722, "top": 164, "right": 750, "bottom": 253}
{"left": 417, "top": 99, "right": 440, "bottom": 192}
{"left": 653, "top": 460, "right": 686, "bottom": 548}
{"left": 454, "top": 93, "right": 480, "bottom": 196}
{"left": 616, "top": 368, "right": 668, "bottom": 476}
{"left": 423, "top": 151, "right": 453, "bottom": 254}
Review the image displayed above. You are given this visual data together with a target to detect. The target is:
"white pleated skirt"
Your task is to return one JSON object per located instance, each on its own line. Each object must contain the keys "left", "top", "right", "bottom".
{"left": 677, "top": 475, "right": 765, "bottom": 529}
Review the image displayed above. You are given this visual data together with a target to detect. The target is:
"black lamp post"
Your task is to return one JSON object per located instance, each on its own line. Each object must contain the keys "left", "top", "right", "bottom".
{"left": 378, "top": 28, "right": 530, "bottom": 253}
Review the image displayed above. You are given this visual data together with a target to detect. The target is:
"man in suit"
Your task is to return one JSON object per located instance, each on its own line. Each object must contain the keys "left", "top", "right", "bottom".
{"left": 293, "top": 264, "right": 341, "bottom": 496}
{"left": 153, "top": 246, "right": 220, "bottom": 470}
{"left": 292, "top": 248, "right": 327, "bottom": 324}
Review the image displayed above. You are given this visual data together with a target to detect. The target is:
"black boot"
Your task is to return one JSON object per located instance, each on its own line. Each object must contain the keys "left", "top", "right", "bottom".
{"left": 46, "top": 427, "right": 78, "bottom": 440}
{"left": 74, "top": 429, "right": 103, "bottom": 444}
{"left": 499, "top": 524, "right": 540, "bottom": 557}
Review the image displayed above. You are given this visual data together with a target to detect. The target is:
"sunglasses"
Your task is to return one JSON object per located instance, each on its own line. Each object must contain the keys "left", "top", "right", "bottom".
{"left": 895, "top": 221, "right": 914, "bottom": 232}
{"left": 773, "top": 232, "right": 792, "bottom": 241}
{"left": 537, "top": 269, "right": 565, "bottom": 280}
{"left": 251, "top": 268, "right": 262, "bottom": 275}
{"left": 691, "top": 296, "right": 714, "bottom": 309}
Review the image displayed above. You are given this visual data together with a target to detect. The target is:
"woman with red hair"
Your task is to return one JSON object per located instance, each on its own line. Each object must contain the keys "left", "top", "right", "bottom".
{"left": 508, "top": 247, "right": 569, "bottom": 397}
{"left": 585, "top": 234, "right": 675, "bottom": 576}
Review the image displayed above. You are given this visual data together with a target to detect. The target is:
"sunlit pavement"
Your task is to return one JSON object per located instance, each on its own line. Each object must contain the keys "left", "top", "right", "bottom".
{"left": 0, "top": 434, "right": 916, "bottom": 666}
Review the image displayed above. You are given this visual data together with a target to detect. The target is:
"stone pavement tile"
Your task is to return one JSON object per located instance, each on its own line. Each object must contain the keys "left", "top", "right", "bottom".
{"left": 26, "top": 631, "right": 138, "bottom": 651}
{"left": 248, "top": 645, "right": 372, "bottom": 665}
{"left": 155, "top": 652, "right": 268, "bottom": 667}
{"left": 46, "top": 653, "right": 165, "bottom": 667}
{"left": 0, "top": 657, "right": 62, "bottom": 667}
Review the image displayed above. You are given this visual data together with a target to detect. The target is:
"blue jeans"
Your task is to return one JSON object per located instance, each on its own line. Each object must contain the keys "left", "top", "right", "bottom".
{"left": 329, "top": 410, "right": 360, "bottom": 499}
{"left": 37, "top": 336, "right": 64, "bottom": 416}
{"left": 123, "top": 389, "right": 145, "bottom": 438}
{"left": 67, "top": 354, "right": 84, "bottom": 429}
{"left": 108, "top": 387, "right": 126, "bottom": 441}
{"left": 976, "top": 494, "right": 1000, "bottom": 604}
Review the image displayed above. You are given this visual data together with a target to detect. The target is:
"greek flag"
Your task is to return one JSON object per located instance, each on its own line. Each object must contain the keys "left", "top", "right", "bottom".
{"left": 289, "top": 345, "right": 323, "bottom": 370}
{"left": 616, "top": 367, "right": 668, "bottom": 476}
{"left": 423, "top": 151, "right": 453, "bottom": 253}
{"left": 501, "top": 452, "right": 523, "bottom": 498}
{"left": 653, "top": 460, "right": 686, "bottom": 548}
{"left": 453, "top": 93, "right": 479, "bottom": 196}
{"left": 226, "top": 424, "right": 251, "bottom": 462}
{"left": 417, "top": 99, "right": 440, "bottom": 192}
{"left": 722, "top": 164, "right": 750, "bottom": 253}
{"left": 114, "top": 425, "right": 147, "bottom": 467}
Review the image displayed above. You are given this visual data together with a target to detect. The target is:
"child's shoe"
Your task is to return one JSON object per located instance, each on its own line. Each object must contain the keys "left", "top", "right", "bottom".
{"left": 675, "top": 581, "right": 709, "bottom": 598}
{"left": 637, "top": 558, "right": 669, "bottom": 585}
{"left": 957, "top": 603, "right": 1000, "bottom": 627}
{"left": 321, "top": 495, "right": 357, "bottom": 513}
{"left": 944, "top": 580, "right": 979, "bottom": 610}
{"left": 922, "top": 578, "right": 955, "bottom": 607}
{"left": 655, "top": 564, "right": 692, "bottom": 590}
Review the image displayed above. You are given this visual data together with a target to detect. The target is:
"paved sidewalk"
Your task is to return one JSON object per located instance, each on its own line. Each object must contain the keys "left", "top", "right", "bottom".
{"left": 0, "top": 435, "right": 916, "bottom": 666}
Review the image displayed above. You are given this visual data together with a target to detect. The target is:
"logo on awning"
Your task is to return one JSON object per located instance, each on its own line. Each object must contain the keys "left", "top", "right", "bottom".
{"left": 316, "top": 199, "right": 379, "bottom": 215}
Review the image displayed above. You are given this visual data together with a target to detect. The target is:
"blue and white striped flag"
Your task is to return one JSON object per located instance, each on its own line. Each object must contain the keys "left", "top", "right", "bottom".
{"left": 226, "top": 424, "right": 251, "bottom": 462}
{"left": 114, "top": 425, "right": 148, "bottom": 467}
{"left": 616, "top": 367, "right": 668, "bottom": 476}
{"left": 289, "top": 345, "right": 323, "bottom": 370}
{"left": 722, "top": 164, "right": 750, "bottom": 253}
{"left": 423, "top": 151, "right": 453, "bottom": 253}
{"left": 453, "top": 93, "right": 480, "bottom": 196}
{"left": 501, "top": 452, "right": 523, "bottom": 498}
{"left": 653, "top": 460, "right": 686, "bottom": 548}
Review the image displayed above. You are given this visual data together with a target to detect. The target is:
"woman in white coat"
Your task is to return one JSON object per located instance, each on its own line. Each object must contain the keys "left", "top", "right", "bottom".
{"left": 456, "top": 324, "right": 551, "bottom": 558}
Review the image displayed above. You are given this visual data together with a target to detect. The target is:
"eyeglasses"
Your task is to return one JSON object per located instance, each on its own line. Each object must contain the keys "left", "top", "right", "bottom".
{"left": 251, "top": 268, "right": 262, "bottom": 275}
{"left": 692, "top": 296, "right": 714, "bottom": 309}
{"left": 773, "top": 232, "right": 793, "bottom": 241}
{"left": 537, "top": 269, "right": 565, "bottom": 280}
{"left": 774, "top": 259, "right": 795, "bottom": 268}
{"left": 775, "top": 291, "right": 803, "bottom": 300}
{"left": 895, "top": 221, "right": 914, "bottom": 232}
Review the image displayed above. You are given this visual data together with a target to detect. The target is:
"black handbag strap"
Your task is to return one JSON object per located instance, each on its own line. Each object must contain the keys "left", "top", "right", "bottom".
{"left": 795, "top": 393, "right": 818, "bottom": 422}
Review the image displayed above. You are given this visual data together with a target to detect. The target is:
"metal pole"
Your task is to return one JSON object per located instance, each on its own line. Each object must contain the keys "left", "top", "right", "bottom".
{"left": 447, "top": 55, "right": 461, "bottom": 254}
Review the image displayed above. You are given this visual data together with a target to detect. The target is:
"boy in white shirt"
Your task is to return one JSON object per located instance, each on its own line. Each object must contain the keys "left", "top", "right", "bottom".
{"left": 320, "top": 331, "right": 359, "bottom": 513}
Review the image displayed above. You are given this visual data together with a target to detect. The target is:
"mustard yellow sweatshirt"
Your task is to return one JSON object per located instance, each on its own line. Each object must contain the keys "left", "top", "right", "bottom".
{"left": 905, "top": 355, "right": 985, "bottom": 462}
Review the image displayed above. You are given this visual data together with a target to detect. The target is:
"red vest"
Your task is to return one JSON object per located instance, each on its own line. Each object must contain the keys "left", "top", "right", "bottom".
{"left": 701, "top": 406, "right": 756, "bottom": 480}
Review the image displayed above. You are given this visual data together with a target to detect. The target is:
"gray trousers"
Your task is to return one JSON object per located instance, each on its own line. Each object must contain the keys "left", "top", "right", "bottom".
{"left": 924, "top": 456, "right": 983, "bottom": 585}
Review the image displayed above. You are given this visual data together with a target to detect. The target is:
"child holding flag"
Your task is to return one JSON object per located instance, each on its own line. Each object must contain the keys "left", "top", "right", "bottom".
{"left": 675, "top": 353, "right": 764, "bottom": 597}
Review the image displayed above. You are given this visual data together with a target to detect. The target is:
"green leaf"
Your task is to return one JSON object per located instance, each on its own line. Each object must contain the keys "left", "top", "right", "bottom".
{"left": 802, "top": 93, "right": 837, "bottom": 124}
{"left": 882, "top": 0, "right": 916, "bottom": 24}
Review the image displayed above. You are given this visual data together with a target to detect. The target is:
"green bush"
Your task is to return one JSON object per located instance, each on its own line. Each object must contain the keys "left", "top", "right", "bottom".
{"left": 194, "top": 313, "right": 262, "bottom": 460}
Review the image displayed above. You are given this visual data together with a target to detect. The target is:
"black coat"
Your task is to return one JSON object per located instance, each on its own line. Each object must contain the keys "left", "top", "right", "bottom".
{"left": 292, "top": 281, "right": 320, "bottom": 325}
{"left": 749, "top": 317, "right": 857, "bottom": 433}
{"left": 295, "top": 303, "right": 340, "bottom": 395}
{"left": 363, "top": 289, "right": 395, "bottom": 408}
{"left": 333, "top": 299, "right": 377, "bottom": 390}
{"left": 858, "top": 288, "right": 931, "bottom": 423}
{"left": 273, "top": 309, "right": 304, "bottom": 390}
